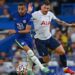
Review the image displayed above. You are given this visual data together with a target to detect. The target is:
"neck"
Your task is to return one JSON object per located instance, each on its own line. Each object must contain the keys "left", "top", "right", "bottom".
{"left": 40, "top": 10, "right": 47, "bottom": 15}
{"left": 19, "top": 12, "right": 26, "bottom": 16}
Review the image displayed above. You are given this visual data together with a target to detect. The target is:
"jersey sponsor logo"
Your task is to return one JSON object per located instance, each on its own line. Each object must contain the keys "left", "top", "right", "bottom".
{"left": 17, "top": 23, "right": 24, "bottom": 30}
{"left": 41, "top": 21, "right": 50, "bottom": 26}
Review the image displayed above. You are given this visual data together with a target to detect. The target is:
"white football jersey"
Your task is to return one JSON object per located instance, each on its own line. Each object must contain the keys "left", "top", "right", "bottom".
{"left": 32, "top": 10, "right": 58, "bottom": 40}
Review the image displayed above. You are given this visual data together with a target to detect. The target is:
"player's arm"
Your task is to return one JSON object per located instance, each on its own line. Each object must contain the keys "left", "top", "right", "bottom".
{"left": 51, "top": 12, "right": 75, "bottom": 27}
{"left": 54, "top": 19, "right": 75, "bottom": 27}
{"left": 18, "top": 14, "right": 33, "bottom": 34}
{"left": 8, "top": 24, "right": 31, "bottom": 34}
{"left": 18, "top": 16, "right": 33, "bottom": 34}
{"left": 18, "top": 25, "right": 31, "bottom": 34}
{"left": 8, "top": 15, "right": 33, "bottom": 34}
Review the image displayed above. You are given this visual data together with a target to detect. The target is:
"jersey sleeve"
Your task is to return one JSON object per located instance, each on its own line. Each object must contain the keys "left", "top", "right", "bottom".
{"left": 51, "top": 12, "right": 58, "bottom": 20}
{"left": 27, "top": 14, "right": 33, "bottom": 27}
{"left": 32, "top": 12, "right": 37, "bottom": 21}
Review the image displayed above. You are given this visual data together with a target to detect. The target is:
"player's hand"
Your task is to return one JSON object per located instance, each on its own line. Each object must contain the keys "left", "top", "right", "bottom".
{"left": 8, "top": 29, "right": 16, "bottom": 35}
{"left": 28, "top": 3, "right": 33, "bottom": 13}
{"left": 71, "top": 23, "right": 75, "bottom": 27}
{"left": 68, "top": 23, "right": 75, "bottom": 27}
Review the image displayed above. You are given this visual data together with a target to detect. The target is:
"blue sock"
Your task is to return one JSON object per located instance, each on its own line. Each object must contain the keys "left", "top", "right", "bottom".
{"left": 59, "top": 54, "right": 67, "bottom": 67}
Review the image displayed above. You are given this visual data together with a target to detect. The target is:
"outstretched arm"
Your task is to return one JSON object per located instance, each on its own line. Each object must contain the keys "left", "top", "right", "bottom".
{"left": 18, "top": 25, "right": 31, "bottom": 34}
{"left": 55, "top": 19, "right": 75, "bottom": 27}
{"left": 8, "top": 25, "right": 31, "bottom": 34}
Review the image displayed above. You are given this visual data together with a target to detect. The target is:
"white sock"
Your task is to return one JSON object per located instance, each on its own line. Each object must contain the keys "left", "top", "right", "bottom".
{"left": 34, "top": 65, "right": 41, "bottom": 75}
{"left": 27, "top": 50, "right": 44, "bottom": 70}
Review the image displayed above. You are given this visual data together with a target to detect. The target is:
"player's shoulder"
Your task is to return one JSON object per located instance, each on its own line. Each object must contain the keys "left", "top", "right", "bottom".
{"left": 48, "top": 11, "right": 54, "bottom": 15}
{"left": 25, "top": 13, "right": 32, "bottom": 19}
{"left": 32, "top": 11, "right": 40, "bottom": 16}
{"left": 26, "top": 13, "right": 32, "bottom": 17}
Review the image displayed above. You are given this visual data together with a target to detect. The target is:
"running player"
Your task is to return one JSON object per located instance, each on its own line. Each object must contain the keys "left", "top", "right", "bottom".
{"left": 8, "top": 3, "right": 49, "bottom": 73}
{"left": 32, "top": 1, "right": 75, "bottom": 74}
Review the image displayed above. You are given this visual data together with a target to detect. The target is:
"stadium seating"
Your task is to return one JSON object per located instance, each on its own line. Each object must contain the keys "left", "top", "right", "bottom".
{"left": 61, "top": 3, "right": 75, "bottom": 15}
{"left": 0, "top": 18, "right": 15, "bottom": 29}
{"left": 8, "top": 3, "right": 18, "bottom": 14}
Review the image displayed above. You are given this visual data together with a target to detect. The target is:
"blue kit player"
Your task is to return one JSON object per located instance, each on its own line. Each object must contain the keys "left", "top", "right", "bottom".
{"left": 8, "top": 3, "right": 50, "bottom": 73}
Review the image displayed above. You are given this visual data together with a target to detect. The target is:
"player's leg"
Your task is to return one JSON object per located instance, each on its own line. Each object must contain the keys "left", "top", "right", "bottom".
{"left": 48, "top": 37, "right": 75, "bottom": 74}
{"left": 15, "top": 39, "right": 50, "bottom": 73}
{"left": 35, "top": 38, "right": 50, "bottom": 65}
{"left": 55, "top": 45, "right": 75, "bottom": 74}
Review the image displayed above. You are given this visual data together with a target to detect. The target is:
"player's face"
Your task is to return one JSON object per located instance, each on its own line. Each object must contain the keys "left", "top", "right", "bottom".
{"left": 18, "top": 5, "right": 27, "bottom": 16}
{"left": 41, "top": 4, "right": 50, "bottom": 15}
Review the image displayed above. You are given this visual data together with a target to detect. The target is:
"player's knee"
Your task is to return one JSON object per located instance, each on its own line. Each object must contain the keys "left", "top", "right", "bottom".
{"left": 23, "top": 46, "right": 31, "bottom": 52}
{"left": 60, "top": 49, "right": 65, "bottom": 55}
{"left": 43, "top": 55, "right": 50, "bottom": 63}
{"left": 55, "top": 45, "right": 65, "bottom": 55}
{"left": 56, "top": 50, "right": 65, "bottom": 55}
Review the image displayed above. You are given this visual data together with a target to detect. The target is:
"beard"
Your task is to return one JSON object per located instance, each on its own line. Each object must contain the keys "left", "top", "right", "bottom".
{"left": 43, "top": 11, "right": 48, "bottom": 15}
{"left": 19, "top": 13, "right": 25, "bottom": 16}
{"left": 41, "top": 10, "right": 48, "bottom": 15}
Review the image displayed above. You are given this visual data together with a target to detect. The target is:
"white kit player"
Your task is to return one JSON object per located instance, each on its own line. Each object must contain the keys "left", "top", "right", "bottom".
{"left": 32, "top": 1, "right": 75, "bottom": 74}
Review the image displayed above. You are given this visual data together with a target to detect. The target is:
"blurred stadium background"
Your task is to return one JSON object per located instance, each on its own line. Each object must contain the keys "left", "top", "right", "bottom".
{"left": 0, "top": 0, "right": 75, "bottom": 75}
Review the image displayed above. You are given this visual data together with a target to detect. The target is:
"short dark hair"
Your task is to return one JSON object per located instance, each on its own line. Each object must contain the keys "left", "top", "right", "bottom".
{"left": 41, "top": 0, "right": 50, "bottom": 6}
{"left": 18, "top": 2, "right": 25, "bottom": 6}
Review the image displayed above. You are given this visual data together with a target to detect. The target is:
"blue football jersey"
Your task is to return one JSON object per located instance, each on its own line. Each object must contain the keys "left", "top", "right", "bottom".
{"left": 12, "top": 12, "right": 33, "bottom": 49}
{"left": 13, "top": 12, "right": 33, "bottom": 39}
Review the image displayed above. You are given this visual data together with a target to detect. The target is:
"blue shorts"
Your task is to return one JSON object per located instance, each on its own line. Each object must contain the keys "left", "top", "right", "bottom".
{"left": 15, "top": 38, "right": 33, "bottom": 49}
{"left": 35, "top": 37, "right": 60, "bottom": 56}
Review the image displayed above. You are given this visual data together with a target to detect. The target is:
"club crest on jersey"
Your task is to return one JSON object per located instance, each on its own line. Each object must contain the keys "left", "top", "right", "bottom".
{"left": 41, "top": 21, "right": 50, "bottom": 26}
{"left": 23, "top": 20, "right": 26, "bottom": 23}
